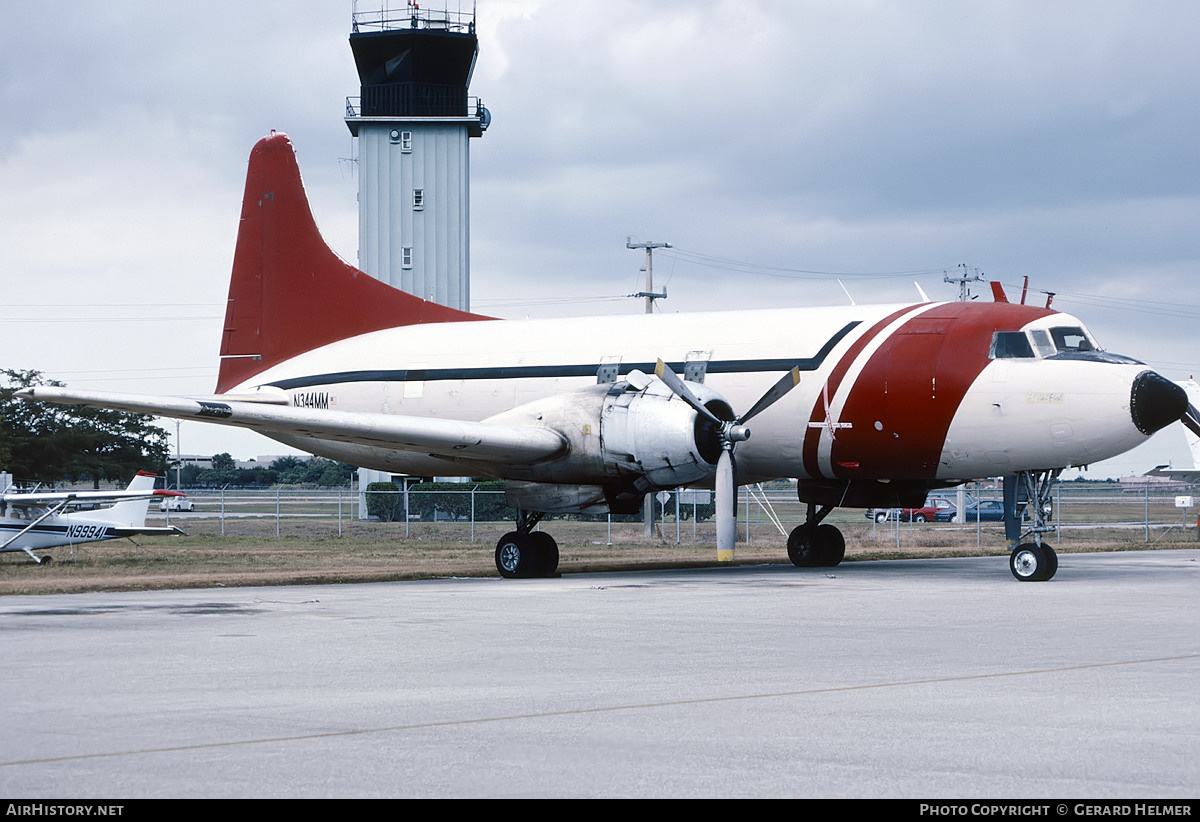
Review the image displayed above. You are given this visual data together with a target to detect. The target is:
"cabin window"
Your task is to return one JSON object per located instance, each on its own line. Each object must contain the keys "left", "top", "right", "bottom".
{"left": 401, "top": 246, "right": 413, "bottom": 268}
{"left": 413, "top": 189, "right": 424, "bottom": 210}
{"left": 991, "top": 331, "right": 1035, "bottom": 359}
{"left": 400, "top": 131, "right": 412, "bottom": 151}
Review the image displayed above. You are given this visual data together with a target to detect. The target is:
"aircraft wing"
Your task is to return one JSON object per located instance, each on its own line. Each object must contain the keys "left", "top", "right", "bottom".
{"left": 17, "top": 386, "right": 568, "bottom": 465}
{"left": 2, "top": 488, "right": 158, "bottom": 507}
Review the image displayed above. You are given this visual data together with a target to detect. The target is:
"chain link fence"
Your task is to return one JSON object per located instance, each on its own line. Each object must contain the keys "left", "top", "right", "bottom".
{"left": 149, "top": 480, "right": 1200, "bottom": 548}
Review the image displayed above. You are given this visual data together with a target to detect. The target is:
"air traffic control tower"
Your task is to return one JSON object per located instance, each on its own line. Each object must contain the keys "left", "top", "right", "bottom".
{"left": 345, "top": 4, "right": 489, "bottom": 311}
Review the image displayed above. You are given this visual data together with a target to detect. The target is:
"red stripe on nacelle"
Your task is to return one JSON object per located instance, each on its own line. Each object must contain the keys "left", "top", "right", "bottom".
{"left": 216, "top": 132, "right": 494, "bottom": 393}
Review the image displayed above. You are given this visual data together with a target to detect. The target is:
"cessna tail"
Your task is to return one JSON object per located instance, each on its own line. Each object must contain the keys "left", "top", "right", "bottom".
{"left": 20, "top": 133, "right": 1199, "bottom": 580}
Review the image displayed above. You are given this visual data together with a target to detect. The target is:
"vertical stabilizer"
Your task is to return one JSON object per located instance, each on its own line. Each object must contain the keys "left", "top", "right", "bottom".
{"left": 216, "top": 132, "right": 493, "bottom": 393}
{"left": 93, "top": 471, "right": 157, "bottom": 528}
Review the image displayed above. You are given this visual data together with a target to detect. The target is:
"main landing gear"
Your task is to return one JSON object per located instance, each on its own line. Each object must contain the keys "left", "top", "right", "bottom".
{"left": 1005, "top": 469, "right": 1061, "bottom": 582}
{"left": 495, "top": 511, "right": 560, "bottom": 579}
{"left": 786, "top": 503, "right": 845, "bottom": 568}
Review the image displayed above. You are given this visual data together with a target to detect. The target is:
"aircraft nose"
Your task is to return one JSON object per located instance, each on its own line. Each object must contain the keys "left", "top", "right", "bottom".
{"left": 1130, "top": 371, "right": 1188, "bottom": 435}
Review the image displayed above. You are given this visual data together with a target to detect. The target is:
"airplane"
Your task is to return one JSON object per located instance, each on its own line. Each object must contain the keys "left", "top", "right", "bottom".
{"left": 18, "top": 132, "right": 1200, "bottom": 582}
{"left": 1, "top": 471, "right": 183, "bottom": 564}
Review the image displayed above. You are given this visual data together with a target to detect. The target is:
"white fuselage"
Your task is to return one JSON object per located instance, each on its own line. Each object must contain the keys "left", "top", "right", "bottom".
{"left": 229, "top": 301, "right": 1153, "bottom": 485}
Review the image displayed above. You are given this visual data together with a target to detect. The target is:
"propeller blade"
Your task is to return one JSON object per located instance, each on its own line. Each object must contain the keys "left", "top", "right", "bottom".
{"left": 1184, "top": 403, "right": 1200, "bottom": 439}
{"left": 738, "top": 367, "right": 801, "bottom": 424}
{"left": 654, "top": 359, "right": 724, "bottom": 426}
{"left": 715, "top": 447, "right": 736, "bottom": 562}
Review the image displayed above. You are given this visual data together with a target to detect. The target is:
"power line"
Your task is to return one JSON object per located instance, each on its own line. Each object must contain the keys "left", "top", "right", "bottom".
{"left": 660, "top": 246, "right": 952, "bottom": 280}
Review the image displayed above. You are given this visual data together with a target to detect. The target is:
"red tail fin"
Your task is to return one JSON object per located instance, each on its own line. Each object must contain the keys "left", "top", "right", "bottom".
{"left": 217, "top": 132, "right": 492, "bottom": 393}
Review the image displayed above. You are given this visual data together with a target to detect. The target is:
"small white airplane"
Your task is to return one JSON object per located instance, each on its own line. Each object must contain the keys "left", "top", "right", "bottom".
{"left": 0, "top": 471, "right": 183, "bottom": 564}
{"left": 19, "top": 133, "right": 1200, "bottom": 581}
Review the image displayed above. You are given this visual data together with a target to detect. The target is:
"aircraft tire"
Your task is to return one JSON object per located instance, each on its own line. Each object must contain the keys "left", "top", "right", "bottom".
{"left": 1042, "top": 544, "right": 1059, "bottom": 579}
{"left": 529, "top": 531, "right": 560, "bottom": 577}
{"left": 39, "top": 556, "right": 52, "bottom": 566}
{"left": 788, "top": 524, "right": 844, "bottom": 567}
{"left": 874, "top": 512, "right": 888, "bottom": 523}
{"left": 787, "top": 526, "right": 820, "bottom": 567}
{"left": 1009, "top": 542, "right": 1056, "bottom": 582}
{"left": 816, "top": 524, "right": 845, "bottom": 567}
{"left": 496, "top": 532, "right": 538, "bottom": 579}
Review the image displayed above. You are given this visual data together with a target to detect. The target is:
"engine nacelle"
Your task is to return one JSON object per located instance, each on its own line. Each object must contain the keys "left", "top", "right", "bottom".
{"left": 484, "top": 372, "right": 733, "bottom": 510}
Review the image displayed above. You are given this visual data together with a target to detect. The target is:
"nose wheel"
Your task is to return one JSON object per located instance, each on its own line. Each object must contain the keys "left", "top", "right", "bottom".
{"left": 1004, "top": 470, "right": 1061, "bottom": 581}
{"left": 1009, "top": 542, "right": 1058, "bottom": 582}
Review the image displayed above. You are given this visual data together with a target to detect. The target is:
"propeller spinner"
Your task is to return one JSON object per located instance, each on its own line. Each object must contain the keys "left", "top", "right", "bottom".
{"left": 654, "top": 360, "right": 800, "bottom": 561}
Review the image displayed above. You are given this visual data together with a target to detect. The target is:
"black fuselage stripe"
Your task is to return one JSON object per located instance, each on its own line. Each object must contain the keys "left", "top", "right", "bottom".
{"left": 264, "top": 321, "right": 862, "bottom": 391}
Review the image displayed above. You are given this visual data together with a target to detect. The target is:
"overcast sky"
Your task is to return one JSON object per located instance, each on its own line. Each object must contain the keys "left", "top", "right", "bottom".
{"left": 3, "top": 0, "right": 1198, "bottom": 477}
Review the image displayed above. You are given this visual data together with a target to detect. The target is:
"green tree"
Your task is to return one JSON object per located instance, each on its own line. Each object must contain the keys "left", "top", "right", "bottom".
{"left": 1, "top": 369, "right": 170, "bottom": 487}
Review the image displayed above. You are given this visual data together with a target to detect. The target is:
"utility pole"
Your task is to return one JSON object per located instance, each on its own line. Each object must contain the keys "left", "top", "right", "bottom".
{"left": 626, "top": 238, "right": 671, "bottom": 538}
{"left": 626, "top": 238, "right": 670, "bottom": 313}
{"left": 944, "top": 263, "right": 984, "bottom": 302}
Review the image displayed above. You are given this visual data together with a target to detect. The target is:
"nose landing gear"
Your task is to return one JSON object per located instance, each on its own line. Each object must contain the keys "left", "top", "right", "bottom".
{"left": 1005, "top": 469, "right": 1061, "bottom": 582}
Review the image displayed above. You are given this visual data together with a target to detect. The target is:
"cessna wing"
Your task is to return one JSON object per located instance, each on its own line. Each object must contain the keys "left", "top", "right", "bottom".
{"left": 16, "top": 386, "right": 568, "bottom": 467}
{"left": 4, "top": 487, "right": 164, "bottom": 508}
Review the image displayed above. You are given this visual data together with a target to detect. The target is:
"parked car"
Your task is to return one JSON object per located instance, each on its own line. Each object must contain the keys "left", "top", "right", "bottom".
{"left": 867, "top": 493, "right": 967, "bottom": 523}
{"left": 902, "top": 497, "right": 954, "bottom": 522}
{"left": 159, "top": 496, "right": 195, "bottom": 512}
{"left": 934, "top": 500, "right": 1006, "bottom": 522}
{"left": 865, "top": 507, "right": 900, "bottom": 522}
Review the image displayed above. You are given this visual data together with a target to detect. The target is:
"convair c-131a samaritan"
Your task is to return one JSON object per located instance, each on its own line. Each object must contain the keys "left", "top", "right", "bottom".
{"left": 20, "top": 133, "right": 1199, "bottom": 581}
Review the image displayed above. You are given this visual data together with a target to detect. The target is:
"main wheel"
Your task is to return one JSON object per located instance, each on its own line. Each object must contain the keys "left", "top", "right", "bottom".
{"left": 787, "top": 524, "right": 844, "bottom": 568}
{"left": 787, "top": 526, "right": 820, "bottom": 567}
{"left": 874, "top": 511, "right": 888, "bottom": 523}
{"left": 1009, "top": 542, "right": 1056, "bottom": 582}
{"left": 816, "top": 524, "right": 845, "bottom": 567}
{"left": 529, "top": 531, "right": 560, "bottom": 577}
{"left": 495, "top": 532, "right": 538, "bottom": 579}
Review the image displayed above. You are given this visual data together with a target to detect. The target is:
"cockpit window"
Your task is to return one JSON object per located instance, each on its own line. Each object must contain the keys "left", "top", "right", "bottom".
{"left": 1050, "top": 326, "right": 1093, "bottom": 352}
{"left": 1029, "top": 329, "right": 1056, "bottom": 357}
{"left": 991, "top": 331, "right": 1035, "bottom": 359}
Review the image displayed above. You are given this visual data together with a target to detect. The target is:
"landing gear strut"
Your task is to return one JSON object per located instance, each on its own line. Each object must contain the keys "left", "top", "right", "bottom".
{"left": 1005, "top": 469, "right": 1060, "bottom": 582}
{"left": 495, "top": 511, "right": 560, "bottom": 579}
{"left": 787, "top": 503, "right": 845, "bottom": 567}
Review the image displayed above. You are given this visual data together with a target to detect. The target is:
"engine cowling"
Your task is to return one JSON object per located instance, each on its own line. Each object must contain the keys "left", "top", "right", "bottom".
{"left": 483, "top": 372, "right": 734, "bottom": 513}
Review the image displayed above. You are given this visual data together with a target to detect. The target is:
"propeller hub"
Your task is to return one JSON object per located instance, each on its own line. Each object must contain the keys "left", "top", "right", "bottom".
{"left": 724, "top": 424, "right": 751, "bottom": 443}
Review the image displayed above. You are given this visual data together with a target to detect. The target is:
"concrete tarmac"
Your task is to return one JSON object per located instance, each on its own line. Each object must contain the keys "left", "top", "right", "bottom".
{"left": 1, "top": 550, "right": 1197, "bottom": 798}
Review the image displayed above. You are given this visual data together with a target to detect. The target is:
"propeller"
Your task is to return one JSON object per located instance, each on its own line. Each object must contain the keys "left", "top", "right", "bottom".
{"left": 654, "top": 360, "right": 801, "bottom": 560}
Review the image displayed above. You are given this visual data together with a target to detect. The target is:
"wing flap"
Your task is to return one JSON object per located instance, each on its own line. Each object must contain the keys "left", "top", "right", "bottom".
{"left": 18, "top": 387, "right": 568, "bottom": 465}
